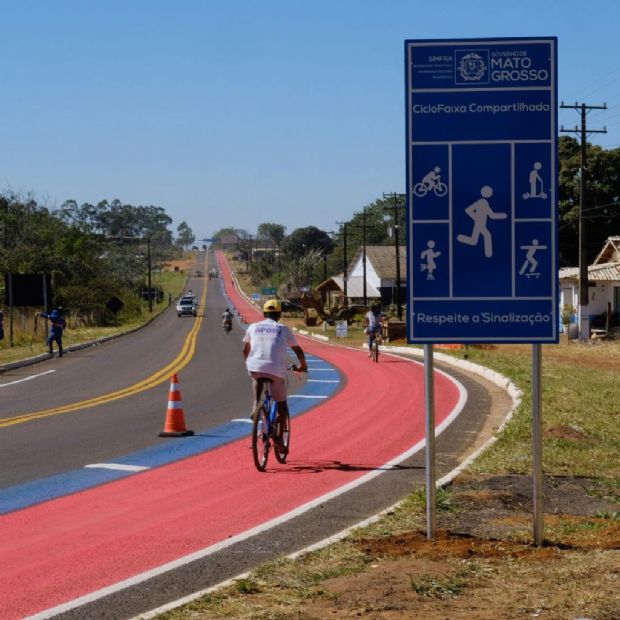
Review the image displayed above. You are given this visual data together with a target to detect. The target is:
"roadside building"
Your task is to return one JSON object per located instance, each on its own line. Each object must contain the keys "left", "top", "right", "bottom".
{"left": 559, "top": 236, "right": 620, "bottom": 338}
{"left": 316, "top": 245, "right": 406, "bottom": 309}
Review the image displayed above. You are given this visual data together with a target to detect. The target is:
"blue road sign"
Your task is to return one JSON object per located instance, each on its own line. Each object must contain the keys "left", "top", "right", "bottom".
{"left": 405, "top": 37, "right": 558, "bottom": 343}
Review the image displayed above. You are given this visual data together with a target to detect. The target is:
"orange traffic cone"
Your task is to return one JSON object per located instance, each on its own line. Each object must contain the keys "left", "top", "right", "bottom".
{"left": 159, "top": 374, "right": 194, "bottom": 437}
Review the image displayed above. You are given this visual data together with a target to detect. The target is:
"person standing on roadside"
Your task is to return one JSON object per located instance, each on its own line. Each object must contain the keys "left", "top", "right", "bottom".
{"left": 38, "top": 307, "right": 67, "bottom": 357}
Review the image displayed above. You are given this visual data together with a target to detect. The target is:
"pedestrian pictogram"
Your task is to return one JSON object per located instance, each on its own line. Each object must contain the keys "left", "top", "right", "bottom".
{"left": 420, "top": 240, "right": 441, "bottom": 279}
{"left": 456, "top": 186, "right": 507, "bottom": 258}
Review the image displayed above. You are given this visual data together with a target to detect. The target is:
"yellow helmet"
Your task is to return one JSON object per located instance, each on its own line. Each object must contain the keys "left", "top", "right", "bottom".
{"left": 263, "top": 299, "right": 281, "bottom": 312}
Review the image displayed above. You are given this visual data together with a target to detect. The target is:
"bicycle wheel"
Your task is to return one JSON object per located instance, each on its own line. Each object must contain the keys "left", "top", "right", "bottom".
{"left": 252, "top": 404, "right": 270, "bottom": 471}
{"left": 434, "top": 182, "right": 448, "bottom": 197}
{"left": 274, "top": 409, "right": 290, "bottom": 463}
{"left": 413, "top": 182, "right": 428, "bottom": 198}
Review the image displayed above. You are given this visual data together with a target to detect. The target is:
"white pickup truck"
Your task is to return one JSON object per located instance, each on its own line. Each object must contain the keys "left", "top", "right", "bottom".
{"left": 176, "top": 295, "right": 197, "bottom": 317}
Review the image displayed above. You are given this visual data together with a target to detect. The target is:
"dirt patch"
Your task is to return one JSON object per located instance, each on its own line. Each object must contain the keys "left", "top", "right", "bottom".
{"left": 295, "top": 475, "right": 620, "bottom": 620}
{"left": 544, "top": 423, "right": 589, "bottom": 441}
{"left": 355, "top": 529, "right": 559, "bottom": 561}
{"left": 302, "top": 546, "right": 620, "bottom": 620}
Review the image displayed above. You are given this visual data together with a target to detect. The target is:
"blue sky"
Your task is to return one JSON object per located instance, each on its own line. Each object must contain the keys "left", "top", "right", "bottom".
{"left": 1, "top": 0, "right": 618, "bottom": 240}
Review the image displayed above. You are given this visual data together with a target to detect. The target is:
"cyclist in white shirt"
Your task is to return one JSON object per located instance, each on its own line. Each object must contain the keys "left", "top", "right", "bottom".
{"left": 221, "top": 307, "right": 233, "bottom": 329}
{"left": 242, "top": 299, "right": 307, "bottom": 422}
{"left": 364, "top": 304, "right": 382, "bottom": 357}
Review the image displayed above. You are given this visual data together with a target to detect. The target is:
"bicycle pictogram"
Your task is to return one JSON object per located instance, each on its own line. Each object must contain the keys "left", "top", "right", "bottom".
{"left": 413, "top": 166, "right": 448, "bottom": 198}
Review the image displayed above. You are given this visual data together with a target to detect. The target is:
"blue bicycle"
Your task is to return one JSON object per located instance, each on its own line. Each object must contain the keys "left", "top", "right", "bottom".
{"left": 251, "top": 377, "right": 290, "bottom": 471}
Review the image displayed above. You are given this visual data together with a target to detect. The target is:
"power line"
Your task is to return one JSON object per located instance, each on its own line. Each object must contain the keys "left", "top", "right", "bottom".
{"left": 349, "top": 209, "right": 375, "bottom": 306}
{"left": 560, "top": 102, "right": 607, "bottom": 340}
{"left": 562, "top": 66, "right": 620, "bottom": 102}
{"left": 382, "top": 192, "right": 405, "bottom": 320}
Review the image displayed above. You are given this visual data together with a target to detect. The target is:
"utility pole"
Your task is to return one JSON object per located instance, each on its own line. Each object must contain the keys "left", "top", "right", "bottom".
{"left": 334, "top": 222, "right": 349, "bottom": 304}
{"left": 350, "top": 210, "right": 374, "bottom": 306}
{"left": 147, "top": 238, "right": 152, "bottom": 313}
{"left": 560, "top": 102, "right": 607, "bottom": 340}
{"left": 382, "top": 192, "right": 405, "bottom": 320}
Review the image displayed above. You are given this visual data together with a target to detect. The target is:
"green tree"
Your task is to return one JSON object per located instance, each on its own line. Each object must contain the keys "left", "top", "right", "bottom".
{"left": 559, "top": 137, "right": 620, "bottom": 266}
{"left": 56, "top": 199, "right": 174, "bottom": 244}
{"left": 257, "top": 223, "right": 286, "bottom": 244}
{"left": 176, "top": 221, "right": 195, "bottom": 250}
{"left": 1, "top": 193, "right": 181, "bottom": 319}
{"left": 281, "top": 226, "right": 334, "bottom": 260}
{"left": 286, "top": 248, "right": 324, "bottom": 289}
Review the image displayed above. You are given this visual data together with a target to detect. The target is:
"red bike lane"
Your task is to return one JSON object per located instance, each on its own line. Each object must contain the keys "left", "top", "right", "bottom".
{"left": 0, "top": 253, "right": 464, "bottom": 619}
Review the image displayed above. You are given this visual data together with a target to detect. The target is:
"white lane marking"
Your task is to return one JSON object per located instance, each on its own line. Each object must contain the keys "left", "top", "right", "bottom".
{"left": 30, "top": 357, "right": 476, "bottom": 620}
{"left": 288, "top": 394, "right": 328, "bottom": 399}
{"left": 230, "top": 418, "right": 253, "bottom": 424}
{"left": 0, "top": 369, "right": 55, "bottom": 388}
{"left": 307, "top": 379, "right": 339, "bottom": 383}
{"left": 84, "top": 464, "right": 150, "bottom": 472}
{"left": 304, "top": 368, "right": 337, "bottom": 372}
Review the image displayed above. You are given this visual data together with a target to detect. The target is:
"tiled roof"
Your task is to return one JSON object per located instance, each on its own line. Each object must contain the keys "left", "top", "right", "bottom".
{"left": 559, "top": 262, "right": 620, "bottom": 281}
{"left": 349, "top": 245, "right": 407, "bottom": 279}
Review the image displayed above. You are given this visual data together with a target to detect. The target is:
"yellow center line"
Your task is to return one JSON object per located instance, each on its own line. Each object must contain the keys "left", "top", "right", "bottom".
{"left": 0, "top": 260, "right": 209, "bottom": 429}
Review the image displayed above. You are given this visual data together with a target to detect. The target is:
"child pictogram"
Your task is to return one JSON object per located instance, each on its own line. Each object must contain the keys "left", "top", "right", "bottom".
{"left": 519, "top": 239, "right": 547, "bottom": 277}
{"left": 413, "top": 166, "right": 448, "bottom": 197}
{"left": 420, "top": 240, "right": 441, "bottom": 280}
{"left": 456, "top": 186, "right": 507, "bottom": 258}
{"left": 522, "top": 162, "right": 547, "bottom": 200}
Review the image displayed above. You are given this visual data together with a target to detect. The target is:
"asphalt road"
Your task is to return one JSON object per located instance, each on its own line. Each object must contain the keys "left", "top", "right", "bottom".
{"left": 0, "top": 250, "right": 513, "bottom": 619}
{"left": 0, "top": 251, "right": 278, "bottom": 488}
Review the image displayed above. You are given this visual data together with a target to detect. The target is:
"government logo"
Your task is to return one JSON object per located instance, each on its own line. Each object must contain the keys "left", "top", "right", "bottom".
{"left": 455, "top": 49, "right": 489, "bottom": 85}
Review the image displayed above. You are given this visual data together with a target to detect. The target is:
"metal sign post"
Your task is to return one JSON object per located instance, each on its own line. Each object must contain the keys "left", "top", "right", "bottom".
{"left": 532, "top": 343, "right": 543, "bottom": 544}
{"left": 405, "top": 37, "right": 558, "bottom": 543}
{"left": 424, "top": 344, "right": 436, "bottom": 539}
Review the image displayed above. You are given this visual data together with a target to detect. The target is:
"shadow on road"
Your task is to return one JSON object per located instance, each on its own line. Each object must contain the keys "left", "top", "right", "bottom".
{"left": 268, "top": 460, "right": 422, "bottom": 475}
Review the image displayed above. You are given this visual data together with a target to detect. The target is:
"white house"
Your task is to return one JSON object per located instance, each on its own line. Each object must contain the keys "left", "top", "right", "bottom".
{"left": 315, "top": 245, "right": 406, "bottom": 308}
{"left": 559, "top": 236, "right": 620, "bottom": 338}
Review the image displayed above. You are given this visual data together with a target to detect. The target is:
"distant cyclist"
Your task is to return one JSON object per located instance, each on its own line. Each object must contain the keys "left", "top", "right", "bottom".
{"left": 364, "top": 304, "right": 382, "bottom": 357}
{"left": 242, "top": 299, "right": 308, "bottom": 428}
{"left": 222, "top": 307, "right": 233, "bottom": 331}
